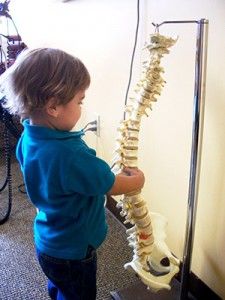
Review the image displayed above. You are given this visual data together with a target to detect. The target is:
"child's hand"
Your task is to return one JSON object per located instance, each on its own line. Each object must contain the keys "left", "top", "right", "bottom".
{"left": 123, "top": 167, "right": 145, "bottom": 188}
{"left": 108, "top": 167, "right": 145, "bottom": 196}
{"left": 122, "top": 167, "right": 144, "bottom": 178}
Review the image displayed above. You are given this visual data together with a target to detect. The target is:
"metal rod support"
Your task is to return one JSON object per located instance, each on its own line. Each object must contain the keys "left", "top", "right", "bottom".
{"left": 180, "top": 18, "right": 208, "bottom": 300}
{"left": 152, "top": 19, "right": 209, "bottom": 300}
{"left": 152, "top": 20, "right": 198, "bottom": 27}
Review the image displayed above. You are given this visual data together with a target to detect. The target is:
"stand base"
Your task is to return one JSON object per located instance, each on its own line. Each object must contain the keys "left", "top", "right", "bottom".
{"left": 110, "top": 279, "right": 196, "bottom": 300}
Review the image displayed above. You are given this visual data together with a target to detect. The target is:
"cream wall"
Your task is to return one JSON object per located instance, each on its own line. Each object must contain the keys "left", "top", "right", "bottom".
{"left": 9, "top": 0, "right": 225, "bottom": 298}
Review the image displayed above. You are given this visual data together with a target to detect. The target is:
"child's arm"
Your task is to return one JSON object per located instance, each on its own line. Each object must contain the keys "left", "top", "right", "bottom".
{"left": 107, "top": 167, "right": 145, "bottom": 196}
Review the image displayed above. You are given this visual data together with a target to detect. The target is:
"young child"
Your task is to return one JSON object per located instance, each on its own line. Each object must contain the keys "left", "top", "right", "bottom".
{"left": 0, "top": 48, "right": 145, "bottom": 300}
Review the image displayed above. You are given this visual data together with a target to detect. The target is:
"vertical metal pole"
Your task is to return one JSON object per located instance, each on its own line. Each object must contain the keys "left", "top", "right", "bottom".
{"left": 180, "top": 19, "right": 209, "bottom": 300}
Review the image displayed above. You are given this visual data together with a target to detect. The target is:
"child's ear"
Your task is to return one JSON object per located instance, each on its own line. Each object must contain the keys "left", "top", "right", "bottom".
{"left": 45, "top": 98, "right": 60, "bottom": 117}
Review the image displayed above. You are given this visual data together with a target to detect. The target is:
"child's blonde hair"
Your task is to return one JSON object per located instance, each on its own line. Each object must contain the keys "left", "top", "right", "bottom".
{"left": 0, "top": 48, "right": 90, "bottom": 118}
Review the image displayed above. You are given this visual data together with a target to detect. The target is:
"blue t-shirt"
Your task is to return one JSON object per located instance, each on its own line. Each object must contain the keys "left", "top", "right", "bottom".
{"left": 16, "top": 120, "right": 115, "bottom": 259}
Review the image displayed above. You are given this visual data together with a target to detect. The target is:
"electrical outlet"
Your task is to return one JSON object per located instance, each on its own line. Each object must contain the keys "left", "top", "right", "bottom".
{"left": 94, "top": 114, "right": 100, "bottom": 137}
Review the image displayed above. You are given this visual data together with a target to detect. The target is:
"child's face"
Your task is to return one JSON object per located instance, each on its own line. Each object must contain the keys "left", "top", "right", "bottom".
{"left": 56, "top": 90, "right": 86, "bottom": 131}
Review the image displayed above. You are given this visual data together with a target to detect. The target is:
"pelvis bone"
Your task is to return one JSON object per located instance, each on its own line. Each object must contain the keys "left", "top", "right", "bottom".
{"left": 125, "top": 212, "right": 179, "bottom": 291}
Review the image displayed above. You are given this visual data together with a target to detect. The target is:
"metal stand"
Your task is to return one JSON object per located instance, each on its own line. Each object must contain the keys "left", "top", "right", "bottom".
{"left": 111, "top": 19, "right": 209, "bottom": 300}
{"left": 150, "top": 18, "right": 209, "bottom": 300}
{"left": 178, "top": 19, "right": 208, "bottom": 300}
{"left": 0, "top": 2, "right": 27, "bottom": 224}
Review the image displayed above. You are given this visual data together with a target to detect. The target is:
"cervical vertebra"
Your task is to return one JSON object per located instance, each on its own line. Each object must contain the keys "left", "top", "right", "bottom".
{"left": 112, "top": 33, "right": 179, "bottom": 291}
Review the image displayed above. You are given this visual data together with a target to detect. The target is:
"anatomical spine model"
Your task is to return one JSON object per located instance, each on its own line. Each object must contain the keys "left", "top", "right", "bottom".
{"left": 111, "top": 33, "right": 179, "bottom": 291}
